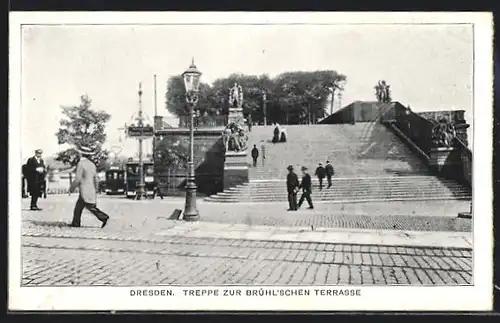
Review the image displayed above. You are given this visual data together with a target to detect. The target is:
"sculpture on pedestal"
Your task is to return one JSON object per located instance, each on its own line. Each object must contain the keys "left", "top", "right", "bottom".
{"left": 432, "top": 118, "right": 456, "bottom": 148}
{"left": 222, "top": 82, "right": 248, "bottom": 152}
{"left": 229, "top": 83, "right": 243, "bottom": 109}
{"left": 222, "top": 122, "right": 248, "bottom": 152}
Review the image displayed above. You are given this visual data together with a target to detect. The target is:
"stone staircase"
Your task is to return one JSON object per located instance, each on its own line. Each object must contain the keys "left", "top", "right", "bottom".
{"left": 205, "top": 123, "right": 471, "bottom": 203}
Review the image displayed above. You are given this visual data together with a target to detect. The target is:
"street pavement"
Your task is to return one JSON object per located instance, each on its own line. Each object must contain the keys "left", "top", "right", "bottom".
{"left": 20, "top": 195, "right": 473, "bottom": 286}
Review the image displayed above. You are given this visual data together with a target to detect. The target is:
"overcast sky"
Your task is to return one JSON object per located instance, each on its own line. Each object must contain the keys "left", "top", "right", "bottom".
{"left": 21, "top": 23, "right": 473, "bottom": 159}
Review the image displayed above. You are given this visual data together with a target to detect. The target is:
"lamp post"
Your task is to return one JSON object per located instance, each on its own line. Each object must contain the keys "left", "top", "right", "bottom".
{"left": 181, "top": 58, "right": 202, "bottom": 221}
{"left": 136, "top": 83, "right": 146, "bottom": 200}
{"left": 263, "top": 92, "right": 267, "bottom": 126}
{"left": 330, "top": 87, "right": 335, "bottom": 115}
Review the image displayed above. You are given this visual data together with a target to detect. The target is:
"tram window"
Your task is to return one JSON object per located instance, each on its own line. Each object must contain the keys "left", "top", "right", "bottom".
{"left": 118, "top": 173, "right": 124, "bottom": 179}
{"left": 145, "top": 166, "right": 154, "bottom": 175}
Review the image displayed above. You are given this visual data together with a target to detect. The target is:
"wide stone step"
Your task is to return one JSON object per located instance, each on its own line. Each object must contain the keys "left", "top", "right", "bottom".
{"left": 204, "top": 195, "right": 471, "bottom": 203}
{"left": 212, "top": 188, "right": 471, "bottom": 198}
{"left": 232, "top": 184, "right": 468, "bottom": 190}
{"left": 221, "top": 189, "right": 471, "bottom": 196}
{"left": 216, "top": 187, "right": 471, "bottom": 195}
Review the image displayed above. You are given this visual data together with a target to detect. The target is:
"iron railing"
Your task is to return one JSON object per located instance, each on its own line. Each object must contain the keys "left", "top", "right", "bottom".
{"left": 178, "top": 115, "right": 228, "bottom": 128}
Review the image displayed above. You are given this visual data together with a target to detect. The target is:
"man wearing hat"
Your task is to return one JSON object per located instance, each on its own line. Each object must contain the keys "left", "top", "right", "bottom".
{"left": 286, "top": 165, "right": 299, "bottom": 211}
{"left": 69, "top": 145, "right": 109, "bottom": 228}
{"left": 298, "top": 166, "right": 314, "bottom": 210}
{"left": 25, "top": 149, "right": 46, "bottom": 210}
{"left": 315, "top": 163, "right": 326, "bottom": 191}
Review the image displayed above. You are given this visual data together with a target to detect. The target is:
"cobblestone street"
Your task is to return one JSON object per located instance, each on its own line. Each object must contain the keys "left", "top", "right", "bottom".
{"left": 19, "top": 195, "right": 473, "bottom": 286}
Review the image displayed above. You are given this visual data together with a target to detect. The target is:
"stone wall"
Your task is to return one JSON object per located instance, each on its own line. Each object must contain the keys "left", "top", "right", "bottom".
{"left": 416, "top": 110, "right": 469, "bottom": 147}
{"left": 154, "top": 128, "right": 225, "bottom": 196}
{"left": 391, "top": 104, "right": 472, "bottom": 187}
{"left": 393, "top": 103, "right": 435, "bottom": 156}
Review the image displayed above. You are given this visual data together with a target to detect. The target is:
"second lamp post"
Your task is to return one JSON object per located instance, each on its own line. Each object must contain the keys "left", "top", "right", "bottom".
{"left": 181, "top": 59, "right": 202, "bottom": 221}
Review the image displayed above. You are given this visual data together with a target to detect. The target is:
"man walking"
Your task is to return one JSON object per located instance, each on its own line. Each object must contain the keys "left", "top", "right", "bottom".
{"left": 153, "top": 179, "right": 164, "bottom": 200}
{"left": 286, "top": 165, "right": 299, "bottom": 211}
{"left": 69, "top": 145, "right": 109, "bottom": 228}
{"left": 325, "top": 160, "right": 335, "bottom": 188}
{"left": 298, "top": 166, "right": 314, "bottom": 210}
{"left": 25, "top": 149, "right": 46, "bottom": 210}
{"left": 251, "top": 145, "right": 259, "bottom": 167}
{"left": 315, "top": 163, "right": 326, "bottom": 190}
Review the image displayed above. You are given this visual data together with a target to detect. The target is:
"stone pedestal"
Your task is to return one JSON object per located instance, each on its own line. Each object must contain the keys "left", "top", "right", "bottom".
{"left": 458, "top": 202, "right": 473, "bottom": 219}
{"left": 454, "top": 123, "right": 470, "bottom": 147}
{"left": 228, "top": 108, "right": 245, "bottom": 125}
{"left": 429, "top": 147, "right": 459, "bottom": 172}
{"left": 223, "top": 150, "right": 249, "bottom": 190}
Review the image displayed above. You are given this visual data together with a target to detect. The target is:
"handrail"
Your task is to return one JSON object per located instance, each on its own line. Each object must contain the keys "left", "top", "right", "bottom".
{"left": 392, "top": 104, "right": 471, "bottom": 187}
{"left": 178, "top": 115, "right": 228, "bottom": 128}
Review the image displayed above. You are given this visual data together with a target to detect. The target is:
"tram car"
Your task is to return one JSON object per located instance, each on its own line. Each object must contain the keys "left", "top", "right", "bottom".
{"left": 125, "top": 159, "right": 156, "bottom": 198}
{"left": 104, "top": 166, "right": 126, "bottom": 195}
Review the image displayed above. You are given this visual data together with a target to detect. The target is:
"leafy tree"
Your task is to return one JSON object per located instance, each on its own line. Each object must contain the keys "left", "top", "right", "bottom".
{"left": 374, "top": 80, "right": 392, "bottom": 103}
{"left": 166, "top": 75, "right": 214, "bottom": 117}
{"left": 165, "top": 70, "right": 347, "bottom": 125}
{"left": 274, "top": 70, "right": 346, "bottom": 124}
{"left": 154, "top": 135, "right": 189, "bottom": 171}
{"left": 55, "top": 95, "right": 111, "bottom": 171}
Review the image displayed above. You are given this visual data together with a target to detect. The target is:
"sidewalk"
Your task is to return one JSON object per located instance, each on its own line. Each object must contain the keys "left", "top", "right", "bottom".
{"left": 156, "top": 221, "right": 472, "bottom": 249}
{"left": 22, "top": 195, "right": 472, "bottom": 233}
{"left": 20, "top": 196, "right": 473, "bottom": 286}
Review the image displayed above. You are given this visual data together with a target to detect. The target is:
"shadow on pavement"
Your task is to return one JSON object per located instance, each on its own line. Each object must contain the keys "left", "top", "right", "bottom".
{"left": 27, "top": 220, "right": 71, "bottom": 228}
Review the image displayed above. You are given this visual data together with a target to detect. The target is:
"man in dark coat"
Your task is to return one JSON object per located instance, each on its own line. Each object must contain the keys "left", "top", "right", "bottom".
{"left": 315, "top": 163, "right": 326, "bottom": 190}
{"left": 152, "top": 179, "right": 164, "bottom": 200}
{"left": 272, "top": 125, "right": 280, "bottom": 143}
{"left": 21, "top": 164, "right": 28, "bottom": 198}
{"left": 325, "top": 160, "right": 334, "bottom": 188}
{"left": 25, "top": 149, "right": 46, "bottom": 210}
{"left": 298, "top": 166, "right": 314, "bottom": 209}
{"left": 251, "top": 145, "right": 259, "bottom": 167}
{"left": 286, "top": 165, "right": 299, "bottom": 211}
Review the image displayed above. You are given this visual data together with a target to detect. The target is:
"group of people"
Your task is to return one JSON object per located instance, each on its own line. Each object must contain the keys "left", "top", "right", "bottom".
{"left": 272, "top": 123, "right": 287, "bottom": 143}
{"left": 23, "top": 146, "right": 110, "bottom": 229}
{"left": 286, "top": 161, "right": 335, "bottom": 211}
{"left": 313, "top": 161, "right": 335, "bottom": 190}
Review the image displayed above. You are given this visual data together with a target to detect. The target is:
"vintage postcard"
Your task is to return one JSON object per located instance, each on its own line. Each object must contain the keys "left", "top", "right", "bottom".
{"left": 9, "top": 12, "right": 493, "bottom": 311}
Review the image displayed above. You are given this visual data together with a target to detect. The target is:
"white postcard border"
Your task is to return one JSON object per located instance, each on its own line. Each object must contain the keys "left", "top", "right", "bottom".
{"left": 8, "top": 11, "right": 493, "bottom": 311}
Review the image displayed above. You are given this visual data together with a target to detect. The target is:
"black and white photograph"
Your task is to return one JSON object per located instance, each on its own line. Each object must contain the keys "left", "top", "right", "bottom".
{"left": 8, "top": 12, "right": 493, "bottom": 311}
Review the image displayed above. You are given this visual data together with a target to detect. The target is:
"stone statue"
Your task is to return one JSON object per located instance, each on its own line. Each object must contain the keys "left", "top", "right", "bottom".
{"left": 432, "top": 118, "right": 456, "bottom": 148}
{"left": 222, "top": 121, "right": 248, "bottom": 152}
{"left": 229, "top": 83, "right": 243, "bottom": 109}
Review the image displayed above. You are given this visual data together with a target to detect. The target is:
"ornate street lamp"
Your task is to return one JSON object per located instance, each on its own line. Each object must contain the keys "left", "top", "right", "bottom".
{"left": 181, "top": 58, "right": 202, "bottom": 221}
{"left": 262, "top": 91, "right": 267, "bottom": 126}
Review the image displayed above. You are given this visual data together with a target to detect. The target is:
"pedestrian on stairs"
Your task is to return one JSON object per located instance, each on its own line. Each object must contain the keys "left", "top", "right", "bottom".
{"left": 251, "top": 145, "right": 259, "bottom": 167}
{"left": 315, "top": 163, "right": 326, "bottom": 190}
{"left": 325, "top": 160, "right": 334, "bottom": 188}
{"left": 298, "top": 166, "right": 314, "bottom": 210}
{"left": 286, "top": 165, "right": 299, "bottom": 211}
